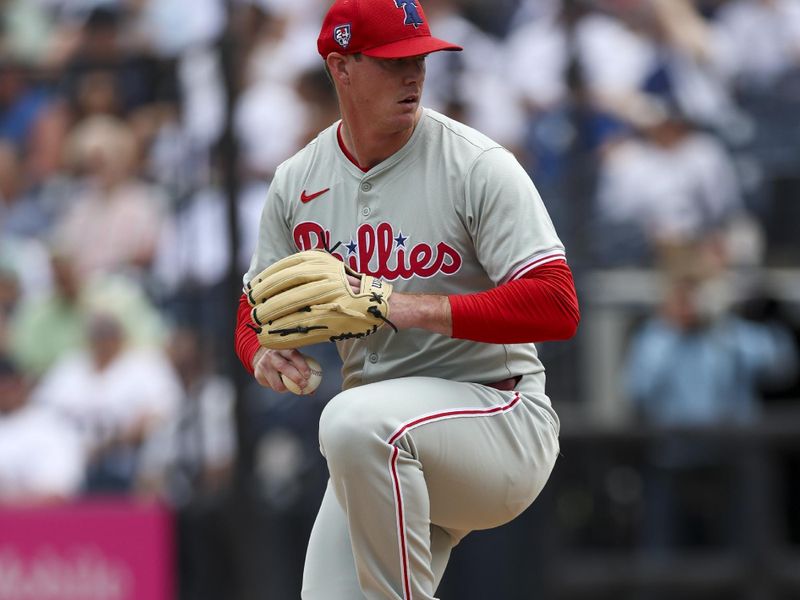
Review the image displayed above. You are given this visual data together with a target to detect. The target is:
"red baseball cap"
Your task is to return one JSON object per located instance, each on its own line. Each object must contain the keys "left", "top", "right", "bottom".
{"left": 317, "top": 0, "right": 462, "bottom": 59}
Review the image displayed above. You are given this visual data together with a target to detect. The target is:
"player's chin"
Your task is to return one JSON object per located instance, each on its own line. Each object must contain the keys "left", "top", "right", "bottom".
{"left": 392, "top": 102, "right": 419, "bottom": 126}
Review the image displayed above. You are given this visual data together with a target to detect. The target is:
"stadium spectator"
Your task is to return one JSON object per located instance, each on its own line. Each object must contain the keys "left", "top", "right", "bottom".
{"left": 0, "top": 59, "right": 52, "bottom": 150}
{"left": 593, "top": 100, "right": 760, "bottom": 267}
{"left": 141, "top": 331, "right": 238, "bottom": 600}
{"left": 234, "top": 3, "right": 336, "bottom": 179}
{"left": 421, "top": 0, "right": 525, "bottom": 149}
{"left": 55, "top": 114, "right": 169, "bottom": 281}
{"left": 138, "top": 326, "right": 236, "bottom": 505}
{"left": 0, "top": 355, "right": 86, "bottom": 504}
{"left": 626, "top": 237, "right": 797, "bottom": 425}
{"left": 238, "top": 0, "right": 325, "bottom": 88}
{"left": 172, "top": 47, "right": 225, "bottom": 155}
{"left": 0, "top": 231, "right": 52, "bottom": 305}
{"left": 0, "top": 0, "right": 54, "bottom": 65}
{"left": 60, "top": 6, "right": 167, "bottom": 117}
{"left": 0, "top": 57, "right": 69, "bottom": 181}
{"left": 505, "top": 0, "right": 744, "bottom": 154}
{"left": 0, "top": 266, "right": 20, "bottom": 356}
{"left": 502, "top": 0, "right": 655, "bottom": 246}
{"left": 234, "top": 67, "right": 311, "bottom": 179}
{"left": 130, "top": 0, "right": 226, "bottom": 59}
{"left": 507, "top": 0, "right": 562, "bottom": 30}
{"left": 0, "top": 138, "right": 64, "bottom": 243}
{"left": 593, "top": 0, "right": 745, "bottom": 136}
{"left": 31, "top": 308, "right": 181, "bottom": 493}
{"left": 7, "top": 250, "right": 85, "bottom": 378}
{"left": 505, "top": 0, "right": 655, "bottom": 126}
{"left": 624, "top": 236, "right": 798, "bottom": 549}
{"left": 504, "top": 0, "right": 618, "bottom": 188}
{"left": 711, "top": 0, "right": 800, "bottom": 94}
{"left": 9, "top": 247, "right": 168, "bottom": 377}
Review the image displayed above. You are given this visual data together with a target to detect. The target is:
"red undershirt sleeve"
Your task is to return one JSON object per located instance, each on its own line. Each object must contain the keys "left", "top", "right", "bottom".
{"left": 448, "top": 259, "right": 580, "bottom": 344}
{"left": 235, "top": 293, "right": 260, "bottom": 375}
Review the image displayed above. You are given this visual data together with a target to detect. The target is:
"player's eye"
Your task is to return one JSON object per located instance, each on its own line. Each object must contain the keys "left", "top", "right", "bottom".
{"left": 375, "top": 56, "right": 426, "bottom": 73}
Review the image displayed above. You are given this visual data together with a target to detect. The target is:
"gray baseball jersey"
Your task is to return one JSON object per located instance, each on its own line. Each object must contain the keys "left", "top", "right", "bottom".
{"left": 246, "top": 107, "right": 565, "bottom": 599}
{"left": 245, "top": 108, "right": 566, "bottom": 389}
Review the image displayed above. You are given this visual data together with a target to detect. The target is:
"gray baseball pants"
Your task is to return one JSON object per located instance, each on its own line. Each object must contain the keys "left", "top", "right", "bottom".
{"left": 301, "top": 375, "right": 560, "bottom": 600}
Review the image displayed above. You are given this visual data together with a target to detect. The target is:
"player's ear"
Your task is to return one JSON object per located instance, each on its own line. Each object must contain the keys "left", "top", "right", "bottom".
{"left": 326, "top": 53, "right": 350, "bottom": 85}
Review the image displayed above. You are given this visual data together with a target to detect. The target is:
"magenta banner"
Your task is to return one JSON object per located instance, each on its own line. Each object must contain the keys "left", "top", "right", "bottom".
{"left": 0, "top": 499, "right": 174, "bottom": 600}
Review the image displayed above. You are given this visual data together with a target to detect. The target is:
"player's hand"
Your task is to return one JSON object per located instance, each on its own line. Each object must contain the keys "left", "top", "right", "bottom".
{"left": 252, "top": 347, "right": 313, "bottom": 392}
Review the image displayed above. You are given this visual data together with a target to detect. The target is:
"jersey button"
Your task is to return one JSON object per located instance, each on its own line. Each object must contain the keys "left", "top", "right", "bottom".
{"left": 361, "top": 182, "right": 372, "bottom": 192}
{"left": 369, "top": 353, "right": 379, "bottom": 364}
{"left": 361, "top": 207, "right": 371, "bottom": 217}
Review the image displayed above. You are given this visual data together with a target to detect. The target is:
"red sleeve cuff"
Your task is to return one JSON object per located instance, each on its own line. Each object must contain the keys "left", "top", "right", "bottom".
{"left": 234, "top": 292, "right": 261, "bottom": 374}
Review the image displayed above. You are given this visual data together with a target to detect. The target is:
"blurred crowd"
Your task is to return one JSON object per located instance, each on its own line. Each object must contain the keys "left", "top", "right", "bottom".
{"left": 1, "top": 0, "right": 800, "bottom": 570}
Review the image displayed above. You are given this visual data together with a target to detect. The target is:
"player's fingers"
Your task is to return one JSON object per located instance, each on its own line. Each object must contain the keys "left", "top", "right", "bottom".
{"left": 254, "top": 361, "right": 286, "bottom": 392}
{"left": 254, "top": 349, "right": 289, "bottom": 391}
{"left": 267, "top": 349, "right": 308, "bottom": 389}
{"left": 347, "top": 274, "right": 360, "bottom": 294}
{"left": 284, "top": 351, "right": 312, "bottom": 379}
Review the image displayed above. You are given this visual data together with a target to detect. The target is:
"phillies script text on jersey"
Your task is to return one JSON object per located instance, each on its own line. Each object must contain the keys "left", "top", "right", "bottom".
{"left": 293, "top": 221, "right": 463, "bottom": 281}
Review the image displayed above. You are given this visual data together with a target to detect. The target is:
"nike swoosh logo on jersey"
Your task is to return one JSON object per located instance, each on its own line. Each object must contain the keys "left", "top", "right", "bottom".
{"left": 300, "top": 188, "right": 331, "bottom": 203}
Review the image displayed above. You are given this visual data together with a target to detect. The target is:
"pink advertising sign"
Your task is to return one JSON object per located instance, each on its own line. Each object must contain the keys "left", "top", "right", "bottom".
{"left": 0, "top": 499, "right": 174, "bottom": 600}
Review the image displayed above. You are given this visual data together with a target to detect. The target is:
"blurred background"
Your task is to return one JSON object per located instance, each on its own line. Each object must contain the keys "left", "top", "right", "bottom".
{"left": 1, "top": 0, "right": 799, "bottom": 598}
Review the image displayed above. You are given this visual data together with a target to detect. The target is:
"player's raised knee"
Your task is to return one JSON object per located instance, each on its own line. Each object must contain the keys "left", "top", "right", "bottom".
{"left": 319, "top": 389, "right": 387, "bottom": 464}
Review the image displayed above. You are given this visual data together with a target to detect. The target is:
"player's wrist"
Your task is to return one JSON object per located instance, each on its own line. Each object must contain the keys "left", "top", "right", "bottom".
{"left": 388, "top": 292, "right": 452, "bottom": 336}
{"left": 252, "top": 347, "right": 269, "bottom": 372}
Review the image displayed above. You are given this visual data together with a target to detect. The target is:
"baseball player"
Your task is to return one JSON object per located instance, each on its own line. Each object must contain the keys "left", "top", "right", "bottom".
{"left": 234, "top": 0, "right": 580, "bottom": 598}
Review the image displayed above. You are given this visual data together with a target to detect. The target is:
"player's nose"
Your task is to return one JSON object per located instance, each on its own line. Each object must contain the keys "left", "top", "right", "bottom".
{"left": 402, "top": 57, "right": 426, "bottom": 83}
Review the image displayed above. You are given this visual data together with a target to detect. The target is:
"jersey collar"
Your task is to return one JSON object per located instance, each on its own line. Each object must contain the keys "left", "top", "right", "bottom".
{"left": 334, "top": 109, "right": 428, "bottom": 178}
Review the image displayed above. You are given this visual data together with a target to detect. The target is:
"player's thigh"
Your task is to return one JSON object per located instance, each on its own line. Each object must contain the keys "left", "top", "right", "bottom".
{"left": 322, "top": 377, "right": 559, "bottom": 532}
{"left": 408, "top": 389, "right": 559, "bottom": 532}
{"left": 302, "top": 481, "right": 365, "bottom": 600}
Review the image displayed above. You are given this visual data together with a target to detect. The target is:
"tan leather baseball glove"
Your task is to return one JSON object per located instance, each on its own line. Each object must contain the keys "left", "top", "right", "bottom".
{"left": 245, "top": 250, "right": 395, "bottom": 349}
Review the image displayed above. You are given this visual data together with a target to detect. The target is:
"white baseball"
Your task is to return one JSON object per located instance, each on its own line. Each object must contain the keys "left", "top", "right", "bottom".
{"left": 281, "top": 356, "right": 323, "bottom": 395}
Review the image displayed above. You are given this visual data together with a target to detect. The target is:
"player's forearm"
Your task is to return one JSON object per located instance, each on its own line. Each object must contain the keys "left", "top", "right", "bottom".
{"left": 448, "top": 260, "right": 580, "bottom": 344}
{"left": 388, "top": 292, "right": 452, "bottom": 336}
